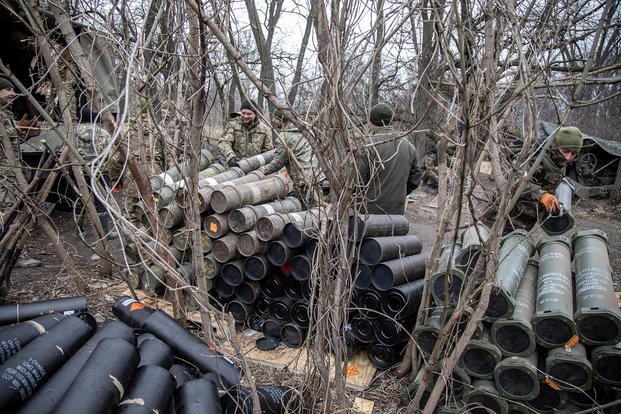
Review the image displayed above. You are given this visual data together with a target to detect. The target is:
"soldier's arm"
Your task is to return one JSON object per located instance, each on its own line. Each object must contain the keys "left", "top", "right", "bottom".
{"left": 261, "top": 124, "right": 274, "bottom": 152}
{"left": 260, "top": 133, "right": 287, "bottom": 175}
{"left": 216, "top": 126, "right": 237, "bottom": 161}
{"left": 407, "top": 145, "right": 422, "bottom": 194}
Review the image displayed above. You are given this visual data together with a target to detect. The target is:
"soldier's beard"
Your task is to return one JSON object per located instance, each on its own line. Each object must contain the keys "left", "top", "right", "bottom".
{"left": 550, "top": 148, "right": 569, "bottom": 166}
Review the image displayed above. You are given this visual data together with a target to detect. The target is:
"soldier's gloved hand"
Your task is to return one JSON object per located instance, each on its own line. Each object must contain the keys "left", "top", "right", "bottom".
{"left": 217, "top": 156, "right": 227, "bottom": 166}
{"left": 228, "top": 156, "right": 239, "bottom": 167}
{"left": 538, "top": 192, "right": 560, "bottom": 213}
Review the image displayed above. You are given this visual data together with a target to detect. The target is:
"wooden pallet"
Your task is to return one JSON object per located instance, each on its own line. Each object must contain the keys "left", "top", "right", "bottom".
{"left": 123, "top": 289, "right": 377, "bottom": 392}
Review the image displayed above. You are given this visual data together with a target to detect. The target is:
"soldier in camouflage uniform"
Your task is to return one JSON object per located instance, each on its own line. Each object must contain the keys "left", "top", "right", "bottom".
{"left": 0, "top": 78, "right": 24, "bottom": 231}
{"left": 259, "top": 109, "right": 325, "bottom": 204}
{"left": 484, "top": 126, "right": 583, "bottom": 234}
{"left": 75, "top": 118, "right": 119, "bottom": 239}
{"left": 216, "top": 100, "right": 272, "bottom": 166}
{"left": 420, "top": 147, "right": 439, "bottom": 192}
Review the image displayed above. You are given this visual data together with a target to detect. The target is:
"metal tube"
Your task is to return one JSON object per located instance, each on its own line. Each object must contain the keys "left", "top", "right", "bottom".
{"left": 283, "top": 278, "right": 303, "bottom": 300}
{"left": 463, "top": 379, "right": 508, "bottom": 414}
{"left": 429, "top": 243, "right": 464, "bottom": 305}
{"left": 374, "top": 316, "right": 409, "bottom": 346}
{"left": 382, "top": 278, "right": 425, "bottom": 319}
{"left": 486, "top": 229, "right": 535, "bottom": 320}
{"left": 158, "top": 202, "right": 184, "bottom": 229}
{"left": 0, "top": 296, "right": 87, "bottom": 325}
{"left": 235, "top": 280, "right": 261, "bottom": 304}
{"left": 221, "top": 259, "right": 246, "bottom": 286}
{"left": 270, "top": 297, "right": 295, "bottom": 324}
{"left": 429, "top": 359, "right": 471, "bottom": 398}
{"left": 203, "top": 213, "right": 230, "bottom": 239}
{"left": 0, "top": 313, "right": 64, "bottom": 363}
{"left": 290, "top": 300, "right": 310, "bottom": 327}
{"left": 197, "top": 171, "right": 264, "bottom": 213}
{"left": 210, "top": 175, "right": 292, "bottom": 213}
{"left": 572, "top": 229, "right": 621, "bottom": 346}
{"left": 254, "top": 296, "right": 272, "bottom": 319}
{"left": 237, "top": 231, "right": 268, "bottom": 257}
{"left": 359, "top": 235, "right": 423, "bottom": 265}
{"left": 460, "top": 328, "right": 502, "bottom": 379}
{"left": 367, "top": 342, "right": 406, "bottom": 370}
{"left": 350, "top": 314, "right": 376, "bottom": 344}
{"left": 212, "top": 234, "right": 241, "bottom": 263}
{"left": 150, "top": 149, "right": 213, "bottom": 191}
{"left": 228, "top": 197, "right": 302, "bottom": 234}
{"left": 494, "top": 351, "right": 540, "bottom": 400}
{"left": 545, "top": 342, "right": 592, "bottom": 391}
{"left": 243, "top": 255, "right": 273, "bottom": 281}
{"left": 491, "top": 259, "right": 538, "bottom": 357}
{"left": 591, "top": 341, "right": 621, "bottom": 386}
{"left": 0, "top": 315, "right": 96, "bottom": 411}
{"left": 233, "top": 150, "right": 276, "bottom": 173}
{"left": 51, "top": 337, "right": 139, "bottom": 414}
{"left": 117, "top": 365, "right": 176, "bottom": 414}
{"left": 371, "top": 253, "right": 427, "bottom": 291}
{"left": 140, "top": 265, "right": 166, "bottom": 297}
{"left": 412, "top": 307, "right": 443, "bottom": 356}
{"left": 222, "top": 386, "right": 297, "bottom": 414}
{"left": 526, "top": 381, "right": 564, "bottom": 413}
{"left": 138, "top": 337, "right": 174, "bottom": 369}
{"left": 267, "top": 240, "right": 304, "bottom": 266}
{"left": 348, "top": 214, "right": 410, "bottom": 242}
{"left": 112, "top": 296, "right": 242, "bottom": 388}
{"left": 175, "top": 378, "right": 222, "bottom": 414}
{"left": 458, "top": 223, "right": 490, "bottom": 277}
{"left": 169, "top": 364, "right": 194, "bottom": 389}
{"left": 351, "top": 262, "right": 373, "bottom": 289}
{"left": 204, "top": 254, "right": 221, "bottom": 279}
{"left": 281, "top": 215, "right": 319, "bottom": 248}
{"left": 261, "top": 273, "right": 285, "bottom": 299}
{"left": 532, "top": 235, "right": 577, "bottom": 348}
{"left": 290, "top": 254, "right": 312, "bottom": 281}
{"left": 225, "top": 300, "right": 253, "bottom": 323}
{"left": 213, "top": 277, "right": 236, "bottom": 299}
{"left": 262, "top": 320, "right": 284, "bottom": 340}
{"left": 255, "top": 209, "right": 320, "bottom": 241}
{"left": 17, "top": 321, "right": 135, "bottom": 414}
{"left": 280, "top": 323, "right": 307, "bottom": 348}
{"left": 538, "top": 178, "right": 575, "bottom": 235}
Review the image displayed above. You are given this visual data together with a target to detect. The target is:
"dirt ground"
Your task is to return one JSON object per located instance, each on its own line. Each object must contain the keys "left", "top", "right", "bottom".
{"left": 3, "top": 188, "right": 620, "bottom": 413}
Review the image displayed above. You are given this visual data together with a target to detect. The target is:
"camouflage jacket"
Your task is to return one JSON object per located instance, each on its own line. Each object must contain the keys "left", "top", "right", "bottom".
{"left": 358, "top": 126, "right": 422, "bottom": 215}
{"left": 260, "top": 123, "right": 325, "bottom": 187}
{"left": 509, "top": 147, "right": 566, "bottom": 228}
{"left": 76, "top": 123, "right": 111, "bottom": 163}
{"left": 0, "top": 104, "right": 24, "bottom": 207}
{"left": 0, "top": 104, "right": 22, "bottom": 167}
{"left": 217, "top": 118, "right": 273, "bottom": 161}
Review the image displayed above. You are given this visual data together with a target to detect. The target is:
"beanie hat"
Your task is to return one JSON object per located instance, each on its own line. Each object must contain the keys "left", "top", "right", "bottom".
{"left": 554, "top": 126, "right": 583, "bottom": 153}
{"left": 272, "top": 108, "right": 289, "bottom": 123}
{"left": 0, "top": 77, "right": 14, "bottom": 91}
{"left": 369, "top": 103, "right": 394, "bottom": 126}
{"left": 240, "top": 100, "right": 259, "bottom": 114}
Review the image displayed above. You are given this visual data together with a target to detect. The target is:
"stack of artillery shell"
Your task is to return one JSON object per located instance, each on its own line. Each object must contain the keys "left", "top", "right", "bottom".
{"left": 402, "top": 226, "right": 621, "bottom": 413}
{"left": 346, "top": 214, "right": 428, "bottom": 369}
{"left": 126, "top": 151, "right": 277, "bottom": 302}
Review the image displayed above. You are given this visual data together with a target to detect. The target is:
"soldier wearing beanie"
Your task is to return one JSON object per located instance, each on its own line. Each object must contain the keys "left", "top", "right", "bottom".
{"left": 259, "top": 107, "right": 325, "bottom": 206}
{"left": 216, "top": 99, "right": 272, "bottom": 167}
{"left": 484, "top": 125, "right": 584, "bottom": 234}
{"left": 358, "top": 103, "right": 422, "bottom": 214}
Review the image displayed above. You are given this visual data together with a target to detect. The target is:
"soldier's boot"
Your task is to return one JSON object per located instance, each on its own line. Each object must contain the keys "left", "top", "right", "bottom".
{"left": 98, "top": 212, "right": 119, "bottom": 240}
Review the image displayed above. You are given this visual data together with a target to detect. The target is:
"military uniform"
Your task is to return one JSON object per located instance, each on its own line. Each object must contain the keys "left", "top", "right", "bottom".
{"left": 260, "top": 122, "right": 325, "bottom": 199}
{"left": 421, "top": 152, "right": 438, "bottom": 190}
{"left": 216, "top": 118, "right": 273, "bottom": 162}
{"left": 502, "top": 147, "right": 566, "bottom": 232}
{"left": 358, "top": 126, "right": 422, "bottom": 215}
{"left": 0, "top": 103, "right": 24, "bottom": 228}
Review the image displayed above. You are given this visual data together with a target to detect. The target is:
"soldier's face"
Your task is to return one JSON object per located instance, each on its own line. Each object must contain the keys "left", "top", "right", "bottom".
{"left": 0, "top": 87, "right": 16, "bottom": 104}
{"left": 240, "top": 109, "right": 256, "bottom": 125}
{"left": 557, "top": 147, "right": 577, "bottom": 165}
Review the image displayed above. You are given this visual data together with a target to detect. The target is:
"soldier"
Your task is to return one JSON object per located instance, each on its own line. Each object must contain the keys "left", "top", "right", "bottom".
{"left": 420, "top": 147, "right": 439, "bottom": 193}
{"left": 0, "top": 77, "right": 23, "bottom": 231}
{"left": 484, "top": 126, "right": 583, "bottom": 233}
{"left": 259, "top": 109, "right": 325, "bottom": 204}
{"left": 358, "top": 103, "right": 422, "bottom": 214}
{"left": 216, "top": 100, "right": 272, "bottom": 166}
{"left": 75, "top": 117, "right": 118, "bottom": 239}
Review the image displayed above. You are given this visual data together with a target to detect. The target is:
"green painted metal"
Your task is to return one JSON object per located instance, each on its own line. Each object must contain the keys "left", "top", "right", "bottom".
{"left": 463, "top": 379, "right": 508, "bottom": 414}
{"left": 494, "top": 351, "right": 540, "bottom": 401}
{"left": 532, "top": 235, "right": 577, "bottom": 348}
{"left": 538, "top": 178, "right": 575, "bottom": 236}
{"left": 572, "top": 229, "right": 621, "bottom": 346}
{"left": 486, "top": 230, "right": 535, "bottom": 320}
{"left": 591, "top": 341, "right": 621, "bottom": 386}
{"left": 491, "top": 260, "right": 538, "bottom": 357}
{"left": 429, "top": 242, "right": 465, "bottom": 305}
{"left": 412, "top": 307, "right": 443, "bottom": 356}
{"left": 461, "top": 328, "right": 502, "bottom": 379}
{"left": 545, "top": 342, "right": 592, "bottom": 391}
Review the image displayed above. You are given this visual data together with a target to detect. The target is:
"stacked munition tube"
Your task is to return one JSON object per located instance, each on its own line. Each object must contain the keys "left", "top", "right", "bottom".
{"left": 346, "top": 214, "right": 427, "bottom": 370}
{"left": 126, "top": 150, "right": 282, "bottom": 306}
{"left": 402, "top": 226, "right": 621, "bottom": 414}
{"left": 0, "top": 295, "right": 300, "bottom": 412}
